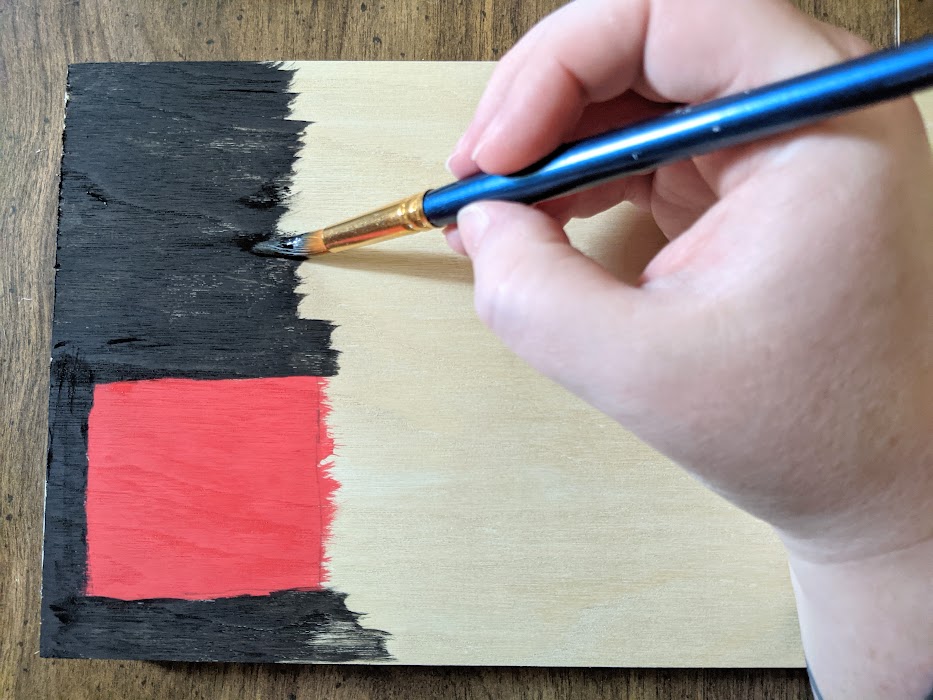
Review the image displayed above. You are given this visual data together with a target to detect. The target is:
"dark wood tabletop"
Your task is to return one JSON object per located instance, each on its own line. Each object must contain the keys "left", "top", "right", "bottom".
{"left": 1, "top": 1, "right": 927, "bottom": 698}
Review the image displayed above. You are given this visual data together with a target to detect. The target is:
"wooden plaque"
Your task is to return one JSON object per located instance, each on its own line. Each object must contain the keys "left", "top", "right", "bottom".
{"left": 49, "top": 61, "right": 929, "bottom": 666}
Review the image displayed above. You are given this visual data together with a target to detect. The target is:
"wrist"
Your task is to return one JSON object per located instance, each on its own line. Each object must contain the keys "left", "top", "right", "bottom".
{"left": 785, "top": 536, "right": 933, "bottom": 699}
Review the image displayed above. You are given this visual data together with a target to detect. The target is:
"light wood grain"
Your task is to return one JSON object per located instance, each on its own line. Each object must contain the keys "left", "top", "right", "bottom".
{"left": 280, "top": 61, "right": 799, "bottom": 667}
{"left": 0, "top": 0, "right": 908, "bottom": 697}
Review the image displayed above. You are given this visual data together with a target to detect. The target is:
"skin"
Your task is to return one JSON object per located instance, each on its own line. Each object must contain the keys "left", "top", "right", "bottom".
{"left": 443, "top": 0, "right": 933, "bottom": 697}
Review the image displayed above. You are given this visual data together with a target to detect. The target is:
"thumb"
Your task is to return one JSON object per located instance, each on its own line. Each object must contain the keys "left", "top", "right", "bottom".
{"left": 457, "top": 201, "right": 663, "bottom": 415}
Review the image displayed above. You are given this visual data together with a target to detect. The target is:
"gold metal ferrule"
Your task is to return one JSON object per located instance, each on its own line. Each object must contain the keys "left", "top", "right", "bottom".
{"left": 307, "top": 192, "right": 433, "bottom": 255}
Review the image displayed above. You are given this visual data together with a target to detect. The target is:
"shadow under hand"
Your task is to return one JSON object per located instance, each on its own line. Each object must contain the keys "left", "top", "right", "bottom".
{"left": 297, "top": 206, "right": 665, "bottom": 291}
{"left": 580, "top": 207, "right": 668, "bottom": 286}
{"left": 301, "top": 247, "right": 474, "bottom": 286}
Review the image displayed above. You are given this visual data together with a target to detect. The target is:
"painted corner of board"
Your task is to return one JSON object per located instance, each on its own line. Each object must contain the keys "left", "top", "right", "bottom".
{"left": 41, "top": 60, "right": 390, "bottom": 663}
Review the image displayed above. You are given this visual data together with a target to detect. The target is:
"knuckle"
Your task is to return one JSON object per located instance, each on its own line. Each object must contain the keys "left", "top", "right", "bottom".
{"left": 472, "top": 256, "right": 533, "bottom": 342}
{"left": 473, "top": 271, "right": 511, "bottom": 336}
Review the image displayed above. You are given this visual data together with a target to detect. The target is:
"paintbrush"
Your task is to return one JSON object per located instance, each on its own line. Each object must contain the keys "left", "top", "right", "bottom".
{"left": 252, "top": 36, "right": 933, "bottom": 259}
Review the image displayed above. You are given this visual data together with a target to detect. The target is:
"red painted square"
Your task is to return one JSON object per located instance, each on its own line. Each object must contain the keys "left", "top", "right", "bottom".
{"left": 85, "top": 376, "right": 336, "bottom": 601}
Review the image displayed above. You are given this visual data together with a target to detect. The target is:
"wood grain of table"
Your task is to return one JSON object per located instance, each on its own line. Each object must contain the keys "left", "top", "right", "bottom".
{"left": 1, "top": 1, "right": 924, "bottom": 698}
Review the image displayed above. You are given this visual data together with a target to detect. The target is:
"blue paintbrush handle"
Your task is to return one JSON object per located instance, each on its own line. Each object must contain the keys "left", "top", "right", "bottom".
{"left": 422, "top": 35, "right": 933, "bottom": 227}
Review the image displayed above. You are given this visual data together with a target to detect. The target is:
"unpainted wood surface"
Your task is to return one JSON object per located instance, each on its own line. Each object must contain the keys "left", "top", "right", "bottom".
{"left": 0, "top": 0, "right": 915, "bottom": 698}
{"left": 283, "top": 61, "right": 798, "bottom": 667}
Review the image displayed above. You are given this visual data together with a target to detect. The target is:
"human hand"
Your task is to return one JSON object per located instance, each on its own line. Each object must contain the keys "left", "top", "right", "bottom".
{"left": 447, "top": 0, "right": 932, "bottom": 562}
{"left": 446, "top": 2, "right": 933, "bottom": 696}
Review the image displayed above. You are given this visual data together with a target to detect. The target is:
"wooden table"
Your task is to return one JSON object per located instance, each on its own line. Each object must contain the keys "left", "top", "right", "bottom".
{"left": 1, "top": 1, "right": 927, "bottom": 698}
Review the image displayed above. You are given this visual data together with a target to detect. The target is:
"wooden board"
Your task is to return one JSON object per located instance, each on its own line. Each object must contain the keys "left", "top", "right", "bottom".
{"left": 43, "top": 59, "right": 805, "bottom": 667}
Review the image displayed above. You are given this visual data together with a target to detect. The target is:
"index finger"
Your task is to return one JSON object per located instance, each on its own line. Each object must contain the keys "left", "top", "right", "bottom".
{"left": 448, "top": 0, "right": 866, "bottom": 177}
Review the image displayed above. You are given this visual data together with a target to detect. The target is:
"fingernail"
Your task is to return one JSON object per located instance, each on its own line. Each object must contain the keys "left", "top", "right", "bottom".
{"left": 457, "top": 203, "right": 491, "bottom": 254}
{"left": 443, "top": 225, "right": 467, "bottom": 256}
{"left": 469, "top": 135, "right": 487, "bottom": 164}
{"left": 470, "top": 124, "right": 496, "bottom": 164}
{"left": 445, "top": 153, "right": 471, "bottom": 177}
{"left": 447, "top": 154, "right": 480, "bottom": 180}
{"left": 446, "top": 133, "right": 468, "bottom": 174}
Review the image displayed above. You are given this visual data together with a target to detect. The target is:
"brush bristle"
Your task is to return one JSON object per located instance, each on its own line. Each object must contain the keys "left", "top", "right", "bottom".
{"left": 250, "top": 234, "right": 307, "bottom": 259}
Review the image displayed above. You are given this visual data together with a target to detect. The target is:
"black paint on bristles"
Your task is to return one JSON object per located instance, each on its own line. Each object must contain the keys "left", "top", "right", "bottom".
{"left": 251, "top": 234, "right": 309, "bottom": 259}
{"left": 43, "top": 62, "right": 391, "bottom": 662}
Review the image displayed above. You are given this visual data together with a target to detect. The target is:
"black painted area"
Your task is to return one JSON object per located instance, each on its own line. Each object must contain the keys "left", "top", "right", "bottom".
{"left": 44, "top": 355, "right": 95, "bottom": 611}
{"left": 48, "top": 590, "right": 388, "bottom": 663}
{"left": 54, "top": 62, "right": 337, "bottom": 382}
{"left": 42, "top": 62, "right": 391, "bottom": 662}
